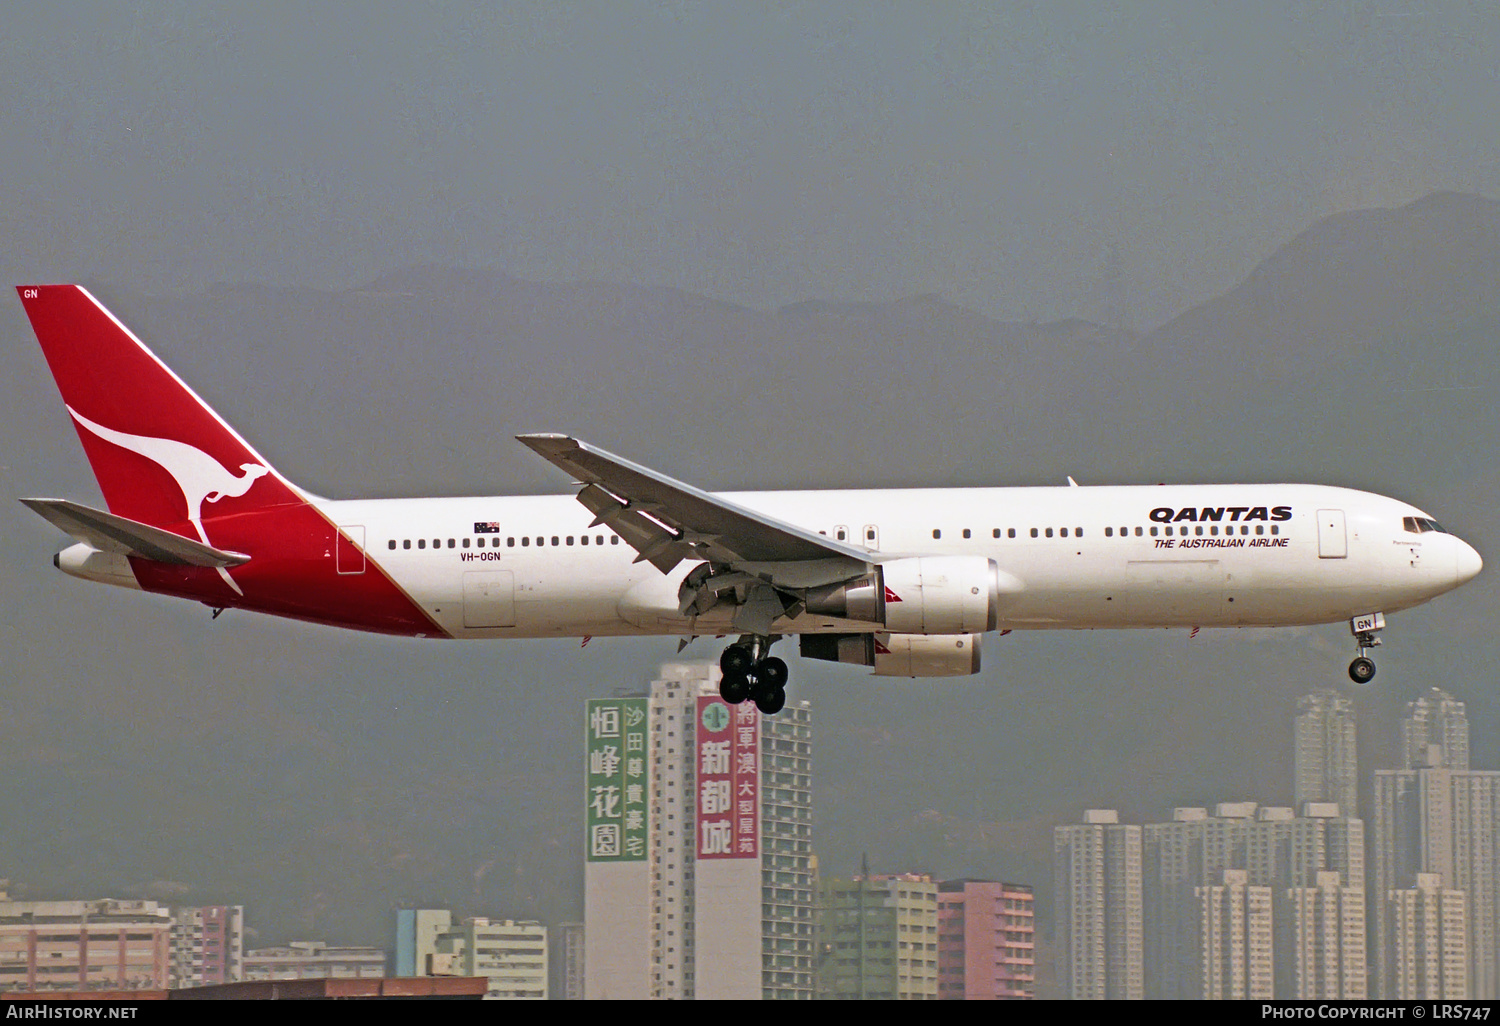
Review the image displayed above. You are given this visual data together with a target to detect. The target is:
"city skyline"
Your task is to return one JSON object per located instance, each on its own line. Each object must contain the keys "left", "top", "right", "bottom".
{"left": 9, "top": 672, "right": 1497, "bottom": 1000}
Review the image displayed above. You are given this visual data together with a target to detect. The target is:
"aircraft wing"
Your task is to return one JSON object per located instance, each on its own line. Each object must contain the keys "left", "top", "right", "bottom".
{"left": 516, "top": 434, "right": 871, "bottom": 580}
{"left": 20, "top": 498, "right": 251, "bottom": 568}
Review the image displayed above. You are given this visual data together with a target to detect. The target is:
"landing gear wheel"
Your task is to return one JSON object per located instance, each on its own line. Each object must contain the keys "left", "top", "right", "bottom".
{"left": 755, "top": 685, "right": 786, "bottom": 716}
{"left": 1349, "top": 656, "right": 1376, "bottom": 685}
{"left": 720, "top": 645, "right": 753, "bottom": 678}
{"left": 720, "top": 671, "right": 751, "bottom": 704}
{"left": 758, "top": 656, "right": 789, "bottom": 690}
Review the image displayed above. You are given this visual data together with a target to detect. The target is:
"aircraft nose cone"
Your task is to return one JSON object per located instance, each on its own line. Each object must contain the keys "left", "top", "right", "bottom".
{"left": 1455, "top": 540, "right": 1484, "bottom": 585}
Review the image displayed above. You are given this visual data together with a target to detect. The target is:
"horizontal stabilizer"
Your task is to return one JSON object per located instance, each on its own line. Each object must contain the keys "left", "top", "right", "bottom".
{"left": 20, "top": 498, "right": 251, "bottom": 568}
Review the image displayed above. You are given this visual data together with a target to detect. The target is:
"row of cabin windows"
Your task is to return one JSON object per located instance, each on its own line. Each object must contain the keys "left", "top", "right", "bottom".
{"left": 389, "top": 534, "right": 622, "bottom": 550}
{"left": 1111, "top": 524, "right": 1280, "bottom": 537}
{"left": 925, "top": 523, "right": 1280, "bottom": 541}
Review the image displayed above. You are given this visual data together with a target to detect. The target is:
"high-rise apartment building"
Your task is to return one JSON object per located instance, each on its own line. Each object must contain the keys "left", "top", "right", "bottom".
{"left": 936, "top": 879, "right": 1034, "bottom": 999}
{"left": 1141, "top": 802, "right": 1364, "bottom": 999}
{"left": 1195, "top": 869, "right": 1274, "bottom": 1000}
{"left": 1054, "top": 810, "right": 1143, "bottom": 1000}
{"left": 583, "top": 662, "right": 815, "bottom": 1000}
{"left": 1280, "top": 870, "right": 1367, "bottom": 998}
{"left": 1295, "top": 690, "right": 1358, "bottom": 818}
{"left": 170, "top": 905, "right": 244, "bottom": 988}
{"left": 1403, "top": 688, "right": 1470, "bottom": 770}
{"left": 820, "top": 874, "right": 938, "bottom": 999}
{"left": 1389, "top": 873, "right": 1467, "bottom": 999}
{"left": 1373, "top": 761, "right": 1500, "bottom": 998}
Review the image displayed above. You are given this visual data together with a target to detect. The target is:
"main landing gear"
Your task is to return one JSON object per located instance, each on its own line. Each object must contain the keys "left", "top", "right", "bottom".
{"left": 719, "top": 635, "right": 789, "bottom": 715}
{"left": 1348, "top": 612, "right": 1385, "bottom": 684}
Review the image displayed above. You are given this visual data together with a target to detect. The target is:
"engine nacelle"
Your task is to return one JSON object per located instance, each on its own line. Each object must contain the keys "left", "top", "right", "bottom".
{"left": 879, "top": 556, "right": 999, "bottom": 635}
{"left": 805, "top": 556, "right": 1008, "bottom": 635}
{"left": 800, "top": 632, "right": 982, "bottom": 677}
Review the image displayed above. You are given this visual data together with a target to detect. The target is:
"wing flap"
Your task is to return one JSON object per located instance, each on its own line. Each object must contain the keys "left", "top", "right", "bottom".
{"left": 21, "top": 498, "right": 251, "bottom": 568}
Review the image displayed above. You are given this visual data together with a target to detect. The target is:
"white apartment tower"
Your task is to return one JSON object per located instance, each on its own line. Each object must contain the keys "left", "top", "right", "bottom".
{"left": 1389, "top": 873, "right": 1468, "bottom": 999}
{"left": 1143, "top": 803, "right": 1365, "bottom": 999}
{"left": 1280, "top": 871, "right": 1367, "bottom": 998}
{"left": 1054, "top": 810, "right": 1144, "bottom": 1000}
{"left": 583, "top": 662, "right": 815, "bottom": 1000}
{"left": 1404, "top": 688, "right": 1470, "bottom": 770}
{"left": 1295, "top": 690, "right": 1358, "bottom": 820}
{"left": 1195, "top": 869, "right": 1273, "bottom": 1000}
{"left": 1373, "top": 762, "right": 1500, "bottom": 998}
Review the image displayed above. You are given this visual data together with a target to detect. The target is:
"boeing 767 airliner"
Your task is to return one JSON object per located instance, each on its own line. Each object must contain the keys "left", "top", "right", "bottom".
{"left": 15, "top": 285, "right": 1483, "bottom": 714}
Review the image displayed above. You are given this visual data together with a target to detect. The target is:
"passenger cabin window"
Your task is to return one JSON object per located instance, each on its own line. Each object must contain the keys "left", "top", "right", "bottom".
{"left": 962, "top": 528, "right": 971, "bottom": 539}
{"left": 933, "top": 529, "right": 941, "bottom": 539}
{"left": 1105, "top": 527, "right": 1113, "bottom": 537}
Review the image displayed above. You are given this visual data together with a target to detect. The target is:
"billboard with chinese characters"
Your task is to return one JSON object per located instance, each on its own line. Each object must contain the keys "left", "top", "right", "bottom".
{"left": 696, "top": 696, "right": 758, "bottom": 860}
{"left": 586, "top": 698, "right": 648, "bottom": 862}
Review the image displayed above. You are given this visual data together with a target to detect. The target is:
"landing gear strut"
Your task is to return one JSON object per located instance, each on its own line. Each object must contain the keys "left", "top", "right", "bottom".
{"left": 1348, "top": 612, "right": 1384, "bottom": 684}
{"left": 719, "top": 635, "right": 788, "bottom": 715}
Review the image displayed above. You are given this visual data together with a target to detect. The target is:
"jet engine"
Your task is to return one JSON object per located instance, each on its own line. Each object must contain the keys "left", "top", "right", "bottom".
{"left": 804, "top": 556, "right": 1003, "bottom": 635}
{"left": 800, "top": 632, "right": 982, "bottom": 677}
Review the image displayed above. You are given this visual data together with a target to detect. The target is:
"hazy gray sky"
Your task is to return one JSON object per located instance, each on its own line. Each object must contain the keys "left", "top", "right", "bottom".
{"left": 3, "top": 3, "right": 1497, "bottom": 327}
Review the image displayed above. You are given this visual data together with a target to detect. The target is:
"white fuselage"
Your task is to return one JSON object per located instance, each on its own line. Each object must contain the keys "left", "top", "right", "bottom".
{"left": 312, "top": 482, "right": 1480, "bottom": 640}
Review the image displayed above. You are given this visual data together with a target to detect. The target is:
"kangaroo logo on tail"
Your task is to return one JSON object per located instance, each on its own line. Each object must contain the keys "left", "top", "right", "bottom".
{"left": 68, "top": 406, "right": 268, "bottom": 595}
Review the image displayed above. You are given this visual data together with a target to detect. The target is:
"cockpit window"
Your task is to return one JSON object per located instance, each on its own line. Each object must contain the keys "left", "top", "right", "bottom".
{"left": 1403, "top": 516, "right": 1447, "bottom": 534}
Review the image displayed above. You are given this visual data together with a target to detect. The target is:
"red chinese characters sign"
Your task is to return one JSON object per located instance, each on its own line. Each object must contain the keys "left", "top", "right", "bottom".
{"left": 696, "top": 696, "right": 758, "bottom": 860}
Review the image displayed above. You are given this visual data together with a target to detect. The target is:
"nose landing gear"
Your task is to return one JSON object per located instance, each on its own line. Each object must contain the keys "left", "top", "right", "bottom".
{"left": 719, "top": 635, "right": 788, "bottom": 715}
{"left": 1348, "top": 612, "right": 1385, "bottom": 684}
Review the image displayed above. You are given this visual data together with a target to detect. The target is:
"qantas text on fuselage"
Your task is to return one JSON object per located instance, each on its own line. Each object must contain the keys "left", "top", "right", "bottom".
{"left": 15, "top": 285, "right": 1483, "bottom": 714}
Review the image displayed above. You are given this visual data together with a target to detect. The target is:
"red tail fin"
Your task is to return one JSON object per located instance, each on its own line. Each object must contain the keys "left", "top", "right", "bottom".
{"left": 17, "top": 285, "right": 301, "bottom": 534}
